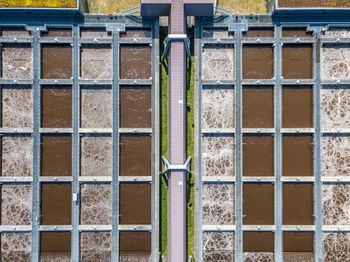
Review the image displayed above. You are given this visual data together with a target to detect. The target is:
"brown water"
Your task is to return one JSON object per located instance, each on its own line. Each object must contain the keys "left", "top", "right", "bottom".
{"left": 242, "top": 45, "right": 274, "bottom": 79}
{"left": 80, "top": 232, "right": 111, "bottom": 262}
{"left": 41, "top": 29, "right": 72, "bottom": 37}
{"left": 278, "top": 0, "right": 350, "bottom": 7}
{"left": 41, "top": 45, "right": 72, "bottom": 79}
{"left": 120, "top": 29, "right": 152, "bottom": 38}
{"left": 243, "top": 28, "right": 274, "bottom": 38}
{"left": 41, "top": 136, "right": 72, "bottom": 176}
{"left": 243, "top": 232, "right": 274, "bottom": 252}
{"left": 243, "top": 136, "right": 274, "bottom": 177}
{"left": 119, "top": 232, "right": 151, "bottom": 260}
{"left": 120, "top": 45, "right": 152, "bottom": 79}
{"left": 42, "top": 86, "right": 72, "bottom": 128}
{"left": 282, "top": 44, "right": 313, "bottom": 79}
{"left": 120, "top": 86, "right": 152, "bottom": 128}
{"left": 40, "top": 232, "right": 71, "bottom": 261}
{"left": 282, "top": 136, "right": 313, "bottom": 177}
{"left": 119, "top": 183, "right": 151, "bottom": 225}
{"left": 283, "top": 183, "right": 313, "bottom": 225}
{"left": 120, "top": 135, "right": 151, "bottom": 177}
{"left": 243, "top": 183, "right": 274, "bottom": 225}
{"left": 283, "top": 232, "right": 314, "bottom": 252}
{"left": 41, "top": 183, "right": 71, "bottom": 225}
{"left": 282, "top": 28, "right": 313, "bottom": 37}
{"left": 282, "top": 86, "right": 313, "bottom": 128}
{"left": 243, "top": 87, "right": 274, "bottom": 128}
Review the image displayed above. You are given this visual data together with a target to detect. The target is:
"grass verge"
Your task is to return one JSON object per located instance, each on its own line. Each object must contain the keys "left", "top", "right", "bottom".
{"left": 86, "top": 0, "right": 139, "bottom": 14}
{"left": 0, "top": 0, "right": 77, "bottom": 8}
{"left": 217, "top": 0, "right": 268, "bottom": 14}
{"left": 160, "top": 27, "right": 168, "bottom": 258}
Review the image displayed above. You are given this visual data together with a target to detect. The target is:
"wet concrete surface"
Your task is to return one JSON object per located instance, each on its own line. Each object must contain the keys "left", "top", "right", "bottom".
{"left": 80, "top": 184, "right": 112, "bottom": 225}
{"left": 202, "top": 86, "right": 234, "bottom": 129}
{"left": 120, "top": 86, "right": 152, "bottom": 128}
{"left": 80, "top": 137, "right": 112, "bottom": 176}
{"left": 2, "top": 86, "right": 33, "bottom": 128}
{"left": 243, "top": 28, "right": 274, "bottom": 37}
{"left": 41, "top": 44, "right": 72, "bottom": 79}
{"left": 282, "top": 28, "right": 313, "bottom": 38}
{"left": 119, "top": 231, "right": 151, "bottom": 261}
{"left": 120, "top": 29, "right": 151, "bottom": 38}
{"left": 283, "top": 184, "right": 314, "bottom": 225}
{"left": 243, "top": 86, "right": 274, "bottom": 128}
{"left": 119, "top": 183, "right": 151, "bottom": 225}
{"left": 202, "top": 44, "right": 235, "bottom": 80}
{"left": 243, "top": 183, "right": 274, "bottom": 225}
{"left": 80, "top": 232, "right": 111, "bottom": 262}
{"left": 243, "top": 136, "right": 274, "bottom": 177}
{"left": 1, "top": 233, "right": 31, "bottom": 262}
{"left": 80, "top": 28, "right": 110, "bottom": 38}
{"left": 42, "top": 86, "right": 72, "bottom": 128}
{"left": 244, "top": 232, "right": 274, "bottom": 252}
{"left": 41, "top": 136, "right": 72, "bottom": 177}
{"left": 282, "top": 135, "right": 313, "bottom": 177}
{"left": 203, "top": 232, "right": 234, "bottom": 262}
{"left": 120, "top": 135, "right": 151, "bottom": 177}
{"left": 202, "top": 184, "right": 234, "bottom": 225}
{"left": 2, "top": 44, "right": 33, "bottom": 79}
{"left": 2, "top": 136, "right": 32, "bottom": 177}
{"left": 81, "top": 88, "right": 112, "bottom": 128}
{"left": 282, "top": 44, "right": 313, "bottom": 79}
{"left": 40, "top": 232, "right": 71, "bottom": 261}
{"left": 81, "top": 44, "right": 112, "bottom": 80}
{"left": 242, "top": 45, "right": 274, "bottom": 79}
{"left": 41, "top": 29, "right": 72, "bottom": 37}
{"left": 120, "top": 45, "right": 152, "bottom": 79}
{"left": 278, "top": 0, "right": 350, "bottom": 7}
{"left": 1, "top": 27, "right": 30, "bottom": 37}
{"left": 41, "top": 183, "right": 71, "bottom": 225}
{"left": 1, "top": 185, "right": 31, "bottom": 225}
{"left": 282, "top": 86, "right": 313, "bottom": 128}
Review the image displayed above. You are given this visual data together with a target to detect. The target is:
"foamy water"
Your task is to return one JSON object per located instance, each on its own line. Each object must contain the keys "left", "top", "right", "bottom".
{"left": 283, "top": 252, "right": 314, "bottom": 262}
{"left": 324, "top": 233, "right": 350, "bottom": 261}
{"left": 2, "top": 136, "right": 32, "bottom": 177}
{"left": 202, "top": 184, "right": 234, "bottom": 225}
{"left": 202, "top": 135, "right": 234, "bottom": 177}
{"left": 81, "top": 46, "right": 112, "bottom": 80}
{"left": 119, "top": 253, "right": 151, "bottom": 262}
{"left": 1, "top": 233, "right": 31, "bottom": 262}
{"left": 202, "top": 28, "right": 234, "bottom": 39}
{"left": 321, "top": 89, "right": 350, "bottom": 128}
{"left": 2, "top": 88, "right": 33, "bottom": 128}
{"left": 80, "top": 137, "right": 112, "bottom": 176}
{"left": 203, "top": 232, "right": 234, "bottom": 262}
{"left": 202, "top": 44, "right": 235, "bottom": 80}
{"left": 2, "top": 45, "right": 33, "bottom": 79}
{"left": 323, "top": 185, "right": 350, "bottom": 225}
{"left": 243, "top": 252, "right": 274, "bottom": 262}
{"left": 80, "top": 184, "right": 112, "bottom": 225}
{"left": 323, "top": 29, "right": 350, "bottom": 38}
{"left": 321, "top": 136, "right": 350, "bottom": 176}
{"left": 202, "top": 88, "right": 234, "bottom": 129}
{"left": 80, "top": 232, "right": 111, "bottom": 262}
{"left": 1, "top": 185, "right": 31, "bottom": 225}
{"left": 321, "top": 44, "right": 350, "bottom": 80}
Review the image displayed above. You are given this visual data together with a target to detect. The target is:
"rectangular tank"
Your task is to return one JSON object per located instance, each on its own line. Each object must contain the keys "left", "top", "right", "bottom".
{"left": 80, "top": 28, "right": 110, "bottom": 38}
{"left": 321, "top": 44, "right": 350, "bottom": 81}
{"left": 80, "top": 232, "right": 111, "bottom": 262}
{"left": 243, "top": 232, "right": 274, "bottom": 262}
{"left": 40, "top": 232, "right": 71, "bottom": 262}
{"left": 2, "top": 44, "right": 32, "bottom": 79}
{"left": 322, "top": 185, "right": 350, "bottom": 225}
{"left": 119, "top": 231, "right": 151, "bottom": 261}
{"left": 323, "top": 233, "right": 350, "bottom": 261}
{"left": 120, "top": 45, "right": 152, "bottom": 79}
{"left": 41, "top": 44, "right": 72, "bottom": 79}
{"left": 283, "top": 232, "right": 314, "bottom": 262}
{"left": 203, "top": 232, "right": 234, "bottom": 262}
{"left": 1, "top": 233, "right": 31, "bottom": 262}
{"left": 282, "top": 28, "right": 313, "bottom": 38}
{"left": 80, "top": 184, "right": 112, "bottom": 225}
{"left": 202, "top": 183, "right": 234, "bottom": 225}
{"left": 243, "top": 136, "right": 274, "bottom": 177}
{"left": 243, "top": 28, "right": 274, "bottom": 38}
{"left": 242, "top": 45, "right": 274, "bottom": 79}
{"left": 282, "top": 44, "right": 313, "bottom": 79}
{"left": 202, "top": 44, "right": 234, "bottom": 80}
{"left": 120, "top": 29, "right": 152, "bottom": 38}
{"left": 41, "top": 28, "right": 72, "bottom": 37}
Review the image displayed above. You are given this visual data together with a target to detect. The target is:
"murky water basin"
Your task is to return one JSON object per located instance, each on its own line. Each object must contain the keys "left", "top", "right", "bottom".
{"left": 242, "top": 45, "right": 274, "bottom": 79}
{"left": 283, "top": 232, "right": 314, "bottom": 262}
{"left": 80, "top": 28, "right": 110, "bottom": 38}
{"left": 120, "top": 29, "right": 151, "bottom": 38}
{"left": 80, "top": 232, "right": 111, "bottom": 262}
{"left": 41, "top": 29, "right": 72, "bottom": 37}
{"left": 243, "top": 28, "right": 274, "bottom": 37}
{"left": 2, "top": 44, "right": 33, "bottom": 79}
{"left": 40, "top": 232, "right": 71, "bottom": 262}
{"left": 119, "top": 231, "right": 151, "bottom": 261}
{"left": 282, "top": 28, "right": 313, "bottom": 38}
{"left": 81, "top": 44, "right": 112, "bottom": 80}
{"left": 120, "top": 45, "right": 152, "bottom": 79}
{"left": 282, "top": 44, "right": 313, "bottom": 79}
{"left": 1, "top": 233, "right": 31, "bottom": 262}
{"left": 41, "top": 44, "right": 72, "bottom": 79}
{"left": 203, "top": 232, "right": 234, "bottom": 262}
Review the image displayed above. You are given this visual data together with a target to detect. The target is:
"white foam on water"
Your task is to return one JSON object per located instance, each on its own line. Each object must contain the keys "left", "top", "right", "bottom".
{"left": 323, "top": 185, "right": 350, "bottom": 225}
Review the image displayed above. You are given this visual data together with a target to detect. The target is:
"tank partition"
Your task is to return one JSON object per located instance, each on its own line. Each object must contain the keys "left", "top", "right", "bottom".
{"left": 194, "top": 17, "right": 350, "bottom": 262}
{"left": 0, "top": 17, "right": 159, "bottom": 262}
